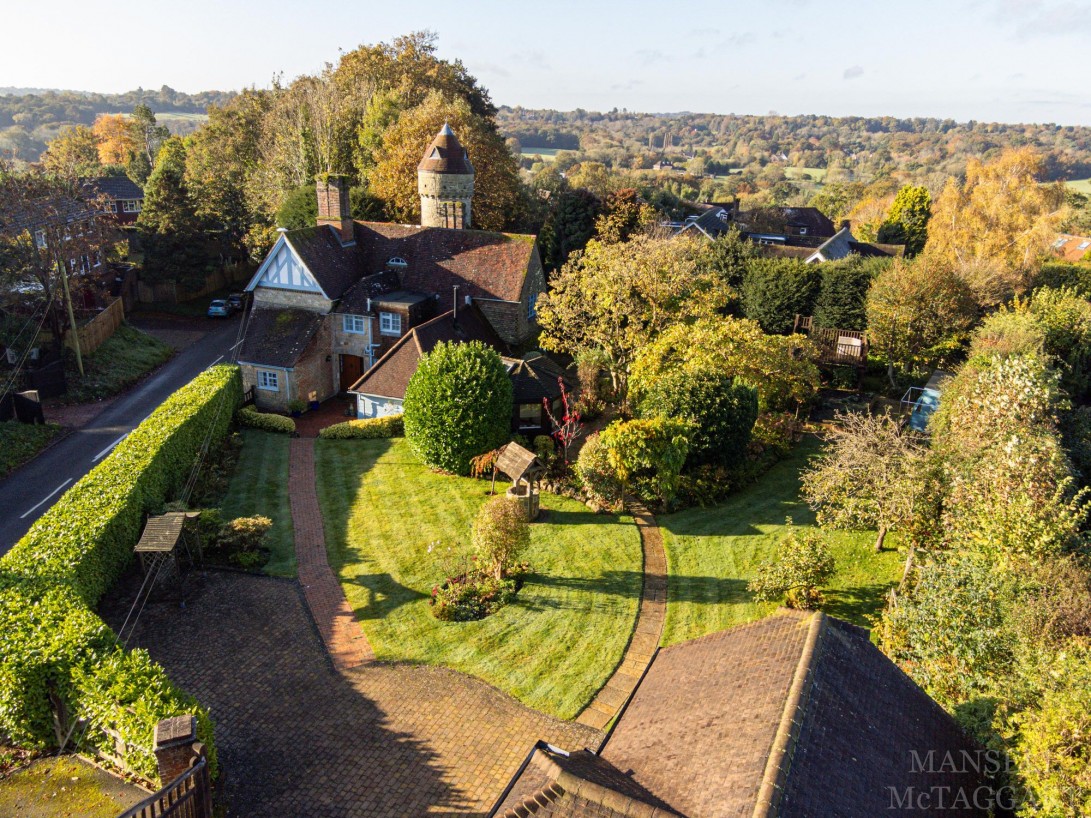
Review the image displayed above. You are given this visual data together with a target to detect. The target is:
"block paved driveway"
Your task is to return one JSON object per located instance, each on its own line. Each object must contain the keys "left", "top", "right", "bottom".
{"left": 102, "top": 570, "right": 600, "bottom": 817}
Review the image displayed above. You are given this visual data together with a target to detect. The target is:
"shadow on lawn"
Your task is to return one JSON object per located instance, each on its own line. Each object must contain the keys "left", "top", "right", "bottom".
{"left": 823, "top": 582, "right": 895, "bottom": 626}
{"left": 346, "top": 572, "right": 429, "bottom": 620}
{"left": 527, "top": 571, "right": 751, "bottom": 609}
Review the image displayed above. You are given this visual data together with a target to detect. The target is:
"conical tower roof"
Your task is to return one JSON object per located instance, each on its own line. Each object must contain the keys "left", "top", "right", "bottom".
{"left": 418, "top": 123, "right": 474, "bottom": 175}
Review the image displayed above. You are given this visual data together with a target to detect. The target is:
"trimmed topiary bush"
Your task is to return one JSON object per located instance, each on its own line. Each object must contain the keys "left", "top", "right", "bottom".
{"left": 403, "top": 341, "right": 513, "bottom": 475}
{"left": 318, "top": 414, "right": 404, "bottom": 440}
{"left": 237, "top": 406, "right": 295, "bottom": 434}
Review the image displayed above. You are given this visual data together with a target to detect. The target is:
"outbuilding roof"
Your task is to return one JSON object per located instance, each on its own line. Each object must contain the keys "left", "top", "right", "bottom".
{"left": 495, "top": 610, "right": 988, "bottom": 818}
{"left": 237, "top": 307, "right": 324, "bottom": 368}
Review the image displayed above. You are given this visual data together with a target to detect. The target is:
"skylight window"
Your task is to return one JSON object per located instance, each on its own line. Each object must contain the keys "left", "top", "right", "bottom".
{"left": 387, "top": 257, "right": 408, "bottom": 268}
{"left": 1079, "top": 241, "right": 1090, "bottom": 250}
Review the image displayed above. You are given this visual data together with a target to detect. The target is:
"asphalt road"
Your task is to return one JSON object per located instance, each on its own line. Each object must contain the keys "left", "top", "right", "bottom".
{"left": 0, "top": 315, "right": 243, "bottom": 554}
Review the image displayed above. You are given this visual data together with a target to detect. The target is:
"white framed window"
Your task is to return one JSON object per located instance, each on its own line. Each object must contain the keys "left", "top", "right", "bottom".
{"left": 257, "top": 370, "right": 280, "bottom": 391}
{"left": 379, "top": 311, "right": 401, "bottom": 336}
{"left": 342, "top": 314, "right": 366, "bottom": 334}
{"left": 387, "top": 256, "right": 408, "bottom": 268}
{"left": 102, "top": 200, "right": 116, "bottom": 213}
{"left": 519, "top": 403, "right": 541, "bottom": 426}
{"left": 799, "top": 227, "right": 808, "bottom": 235}
{"left": 122, "top": 199, "right": 142, "bottom": 213}
{"left": 34, "top": 230, "right": 46, "bottom": 250}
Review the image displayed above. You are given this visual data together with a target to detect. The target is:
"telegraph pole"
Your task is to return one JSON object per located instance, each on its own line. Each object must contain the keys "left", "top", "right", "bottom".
{"left": 54, "top": 250, "right": 84, "bottom": 376}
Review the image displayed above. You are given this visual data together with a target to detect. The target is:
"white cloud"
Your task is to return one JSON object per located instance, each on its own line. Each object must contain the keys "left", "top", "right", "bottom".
{"left": 843, "top": 65, "right": 864, "bottom": 80}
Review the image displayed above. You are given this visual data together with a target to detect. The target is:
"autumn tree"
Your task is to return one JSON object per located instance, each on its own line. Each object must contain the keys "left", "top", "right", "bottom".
{"left": 630, "top": 316, "right": 820, "bottom": 414}
{"left": 91, "top": 114, "right": 138, "bottom": 166}
{"left": 801, "top": 411, "right": 927, "bottom": 552}
{"left": 865, "top": 257, "right": 977, "bottom": 383}
{"left": 593, "top": 188, "right": 657, "bottom": 244}
{"left": 925, "top": 148, "right": 1066, "bottom": 303}
{"left": 536, "top": 234, "right": 733, "bottom": 393}
{"left": 39, "top": 126, "right": 101, "bottom": 181}
{"left": 877, "top": 185, "right": 931, "bottom": 256}
{"left": 0, "top": 165, "right": 118, "bottom": 357}
{"left": 368, "top": 91, "right": 521, "bottom": 231}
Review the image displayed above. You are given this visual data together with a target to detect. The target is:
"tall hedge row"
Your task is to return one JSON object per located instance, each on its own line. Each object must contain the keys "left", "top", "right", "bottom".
{"left": 0, "top": 364, "right": 241, "bottom": 782}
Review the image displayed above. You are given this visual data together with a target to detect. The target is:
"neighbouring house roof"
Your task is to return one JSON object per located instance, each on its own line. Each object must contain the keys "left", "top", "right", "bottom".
{"left": 349, "top": 306, "right": 504, "bottom": 399}
{"left": 418, "top": 122, "right": 475, "bottom": 175}
{"left": 237, "top": 306, "right": 324, "bottom": 368}
{"left": 736, "top": 206, "right": 836, "bottom": 239}
{"left": 679, "top": 207, "right": 734, "bottom": 239}
{"left": 83, "top": 175, "right": 143, "bottom": 201}
{"left": 0, "top": 194, "right": 97, "bottom": 235}
{"left": 1052, "top": 233, "right": 1091, "bottom": 263}
{"left": 495, "top": 610, "right": 987, "bottom": 818}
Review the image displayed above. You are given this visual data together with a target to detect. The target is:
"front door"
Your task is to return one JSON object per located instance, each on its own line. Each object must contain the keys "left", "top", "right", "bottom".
{"left": 339, "top": 354, "right": 364, "bottom": 392}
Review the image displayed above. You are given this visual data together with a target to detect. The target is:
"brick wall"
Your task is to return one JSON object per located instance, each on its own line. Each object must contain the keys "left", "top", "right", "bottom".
{"left": 293, "top": 318, "right": 335, "bottom": 404}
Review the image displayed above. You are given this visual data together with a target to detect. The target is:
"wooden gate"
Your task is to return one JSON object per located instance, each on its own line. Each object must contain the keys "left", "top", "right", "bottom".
{"left": 116, "top": 756, "right": 211, "bottom": 818}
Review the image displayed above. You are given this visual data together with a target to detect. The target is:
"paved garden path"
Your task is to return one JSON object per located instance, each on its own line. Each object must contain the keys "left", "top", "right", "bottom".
{"left": 576, "top": 502, "right": 667, "bottom": 731}
{"left": 102, "top": 571, "right": 601, "bottom": 816}
{"left": 288, "top": 437, "right": 375, "bottom": 670}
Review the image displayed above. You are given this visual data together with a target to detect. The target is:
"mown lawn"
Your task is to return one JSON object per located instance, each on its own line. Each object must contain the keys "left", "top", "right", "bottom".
{"left": 661, "top": 435, "right": 903, "bottom": 646}
{"left": 62, "top": 324, "right": 173, "bottom": 404}
{"left": 219, "top": 430, "right": 296, "bottom": 576}
{"left": 315, "top": 437, "right": 643, "bottom": 720}
{"left": 0, "top": 421, "right": 62, "bottom": 478}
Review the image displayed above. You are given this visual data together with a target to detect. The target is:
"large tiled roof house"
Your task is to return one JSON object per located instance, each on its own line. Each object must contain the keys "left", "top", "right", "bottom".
{"left": 237, "top": 125, "right": 547, "bottom": 411}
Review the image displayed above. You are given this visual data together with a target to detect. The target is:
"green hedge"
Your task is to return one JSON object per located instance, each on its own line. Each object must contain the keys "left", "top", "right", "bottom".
{"left": 0, "top": 364, "right": 239, "bottom": 781}
{"left": 237, "top": 406, "right": 296, "bottom": 434}
{"left": 318, "top": 414, "right": 404, "bottom": 440}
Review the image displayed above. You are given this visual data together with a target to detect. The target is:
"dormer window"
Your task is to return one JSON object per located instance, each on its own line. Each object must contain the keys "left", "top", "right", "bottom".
{"left": 430, "top": 147, "right": 441, "bottom": 159}
{"left": 386, "top": 257, "right": 408, "bottom": 269}
{"left": 799, "top": 227, "right": 808, "bottom": 236}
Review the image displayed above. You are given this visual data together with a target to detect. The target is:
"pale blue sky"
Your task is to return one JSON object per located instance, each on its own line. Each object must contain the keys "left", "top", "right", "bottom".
{"left": 1, "top": 0, "right": 1089, "bottom": 124}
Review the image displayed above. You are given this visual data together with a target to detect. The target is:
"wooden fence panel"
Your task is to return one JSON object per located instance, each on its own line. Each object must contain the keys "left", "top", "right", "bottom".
{"left": 66, "top": 297, "right": 124, "bottom": 355}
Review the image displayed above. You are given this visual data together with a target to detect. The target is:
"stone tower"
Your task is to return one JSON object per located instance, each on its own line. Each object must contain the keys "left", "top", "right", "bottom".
{"left": 417, "top": 123, "right": 474, "bottom": 229}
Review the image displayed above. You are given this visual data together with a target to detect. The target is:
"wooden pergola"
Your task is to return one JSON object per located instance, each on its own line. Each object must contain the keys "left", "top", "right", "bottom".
{"left": 133, "top": 511, "right": 200, "bottom": 589}
{"left": 492, "top": 442, "right": 546, "bottom": 518}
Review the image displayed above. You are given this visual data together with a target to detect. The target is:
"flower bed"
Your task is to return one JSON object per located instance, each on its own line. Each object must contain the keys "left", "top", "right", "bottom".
{"left": 431, "top": 569, "right": 524, "bottom": 622}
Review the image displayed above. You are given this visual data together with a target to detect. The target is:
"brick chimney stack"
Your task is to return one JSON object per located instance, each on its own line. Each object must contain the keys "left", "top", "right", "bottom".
{"left": 316, "top": 175, "right": 354, "bottom": 245}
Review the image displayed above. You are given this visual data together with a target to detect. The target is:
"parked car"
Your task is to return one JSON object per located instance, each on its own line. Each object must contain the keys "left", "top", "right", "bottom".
{"left": 207, "top": 298, "right": 233, "bottom": 318}
{"left": 227, "top": 292, "right": 246, "bottom": 312}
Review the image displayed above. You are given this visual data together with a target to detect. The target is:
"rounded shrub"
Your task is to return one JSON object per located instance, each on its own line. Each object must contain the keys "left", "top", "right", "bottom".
{"left": 574, "top": 432, "right": 623, "bottom": 509}
{"left": 403, "top": 341, "right": 513, "bottom": 475}
{"left": 638, "top": 370, "right": 758, "bottom": 469}
{"left": 472, "top": 495, "right": 530, "bottom": 581}
{"left": 237, "top": 406, "right": 296, "bottom": 434}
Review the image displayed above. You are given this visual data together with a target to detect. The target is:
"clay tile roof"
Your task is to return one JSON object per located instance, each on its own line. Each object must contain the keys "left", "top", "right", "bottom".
{"left": 598, "top": 610, "right": 987, "bottom": 818}
{"left": 418, "top": 123, "right": 475, "bottom": 174}
{"left": 1052, "top": 233, "right": 1091, "bottom": 263}
{"left": 491, "top": 744, "right": 682, "bottom": 818}
{"left": 282, "top": 224, "right": 368, "bottom": 300}
{"left": 349, "top": 306, "right": 504, "bottom": 399}
{"left": 237, "top": 307, "right": 324, "bottom": 368}
{"left": 353, "top": 222, "right": 536, "bottom": 303}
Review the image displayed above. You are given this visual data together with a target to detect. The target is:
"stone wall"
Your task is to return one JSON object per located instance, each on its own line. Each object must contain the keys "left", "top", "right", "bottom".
{"left": 418, "top": 171, "right": 474, "bottom": 229}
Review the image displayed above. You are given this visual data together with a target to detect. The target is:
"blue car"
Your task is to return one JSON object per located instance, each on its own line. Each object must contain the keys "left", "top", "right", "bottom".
{"left": 207, "top": 299, "right": 232, "bottom": 318}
